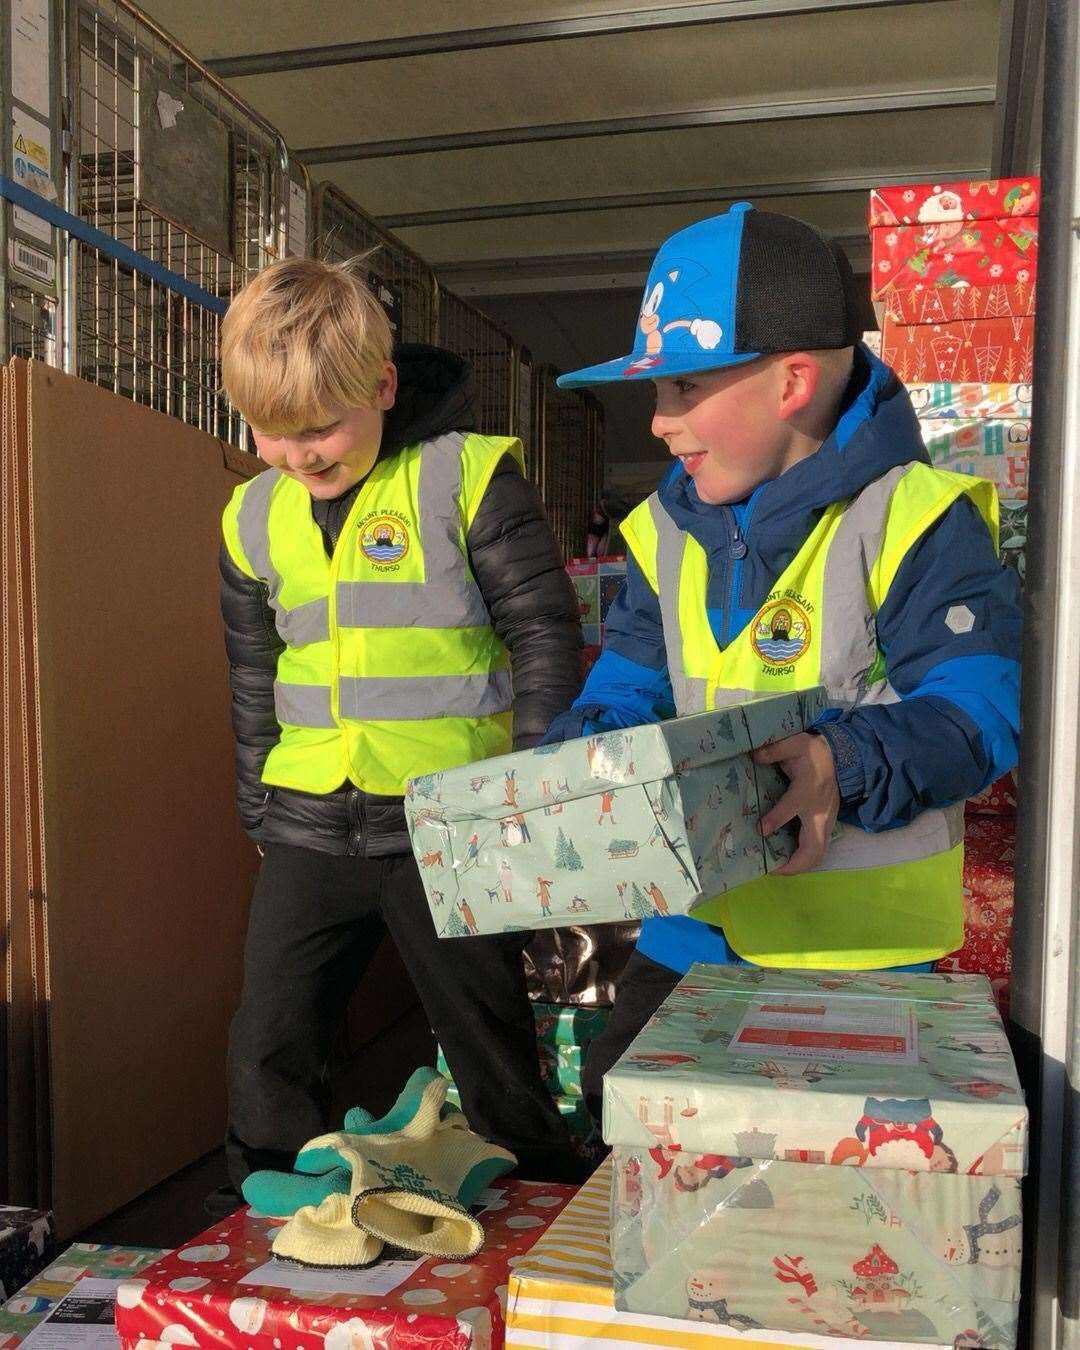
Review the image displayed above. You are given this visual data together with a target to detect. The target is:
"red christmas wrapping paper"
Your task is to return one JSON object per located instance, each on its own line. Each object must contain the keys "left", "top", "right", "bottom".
{"left": 937, "top": 815, "right": 1015, "bottom": 1003}
{"left": 871, "top": 218, "right": 1037, "bottom": 300}
{"left": 881, "top": 316, "right": 1034, "bottom": 384}
{"left": 868, "top": 176, "right": 1041, "bottom": 228}
{"left": 115, "top": 1182, "right": 574, "bottom": 1350}
{"left": 881, "top": 277, "right": 1036, "bottom": 323}
{"left": 967, "top": 771, "right": 1018, "bottom": 817}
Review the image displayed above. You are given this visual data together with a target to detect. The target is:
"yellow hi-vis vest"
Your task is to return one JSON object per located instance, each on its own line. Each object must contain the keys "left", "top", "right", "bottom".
{"left": 221, "top": 432, "right": 519, "bottom": 796}
{"left": 621, "top": 462, "right": 1000, "bottom": 970}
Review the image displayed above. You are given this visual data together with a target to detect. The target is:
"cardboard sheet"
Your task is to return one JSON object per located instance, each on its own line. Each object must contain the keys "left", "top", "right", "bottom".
{"left": 3, "top": 360, "right": 261, "bottom": 1235}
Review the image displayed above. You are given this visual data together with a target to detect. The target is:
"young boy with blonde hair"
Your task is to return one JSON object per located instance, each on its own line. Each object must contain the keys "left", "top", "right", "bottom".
{"left": 544, "top": 204, "right": 1022, "bottom": 1118}
{"left": 216, "top": 257, "right": 584, "bottom": 1200}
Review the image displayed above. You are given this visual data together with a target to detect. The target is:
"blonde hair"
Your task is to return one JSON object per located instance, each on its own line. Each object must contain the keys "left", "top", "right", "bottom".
{"left": 222, "top": 257, "right": 394, "bottom": 434}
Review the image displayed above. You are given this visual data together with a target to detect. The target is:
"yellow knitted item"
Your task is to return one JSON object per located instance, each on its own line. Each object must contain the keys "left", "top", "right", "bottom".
{"left": 271, "top": 1072, "right": 516, "bottom": 1267}
{"left": 270, "top": 1192, "right": 383, "bottom": 1268}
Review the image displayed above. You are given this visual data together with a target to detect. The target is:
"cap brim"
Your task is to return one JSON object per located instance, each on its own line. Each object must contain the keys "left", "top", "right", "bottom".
{"left": 557, "top": 347, "right": 762, "bottom": 388}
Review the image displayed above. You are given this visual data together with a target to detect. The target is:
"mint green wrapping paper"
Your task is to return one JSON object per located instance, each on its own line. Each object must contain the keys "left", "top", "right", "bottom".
{"left": 605, "top": 965, "right": 1026, "bottom": 1346}
{"left": 406, "top": 690, "right": 827, "bottom": 938}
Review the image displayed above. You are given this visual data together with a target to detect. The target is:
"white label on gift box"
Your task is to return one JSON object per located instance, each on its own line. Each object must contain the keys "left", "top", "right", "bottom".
{"left": 241, "top": 1254, "right": 425, "bottom": 1297}
{"left": 21, "top": 1278, "right": 120, "bottom": 1348}
{"left": 730, "top": 996, "right": 920, "bottom": 1065}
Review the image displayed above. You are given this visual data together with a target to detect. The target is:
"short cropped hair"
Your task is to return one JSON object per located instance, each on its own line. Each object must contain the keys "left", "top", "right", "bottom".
{"left": 222, "top": 257, "right": 393, "bottom": 434}
{"left": 809, "top": 345, "right": 856, "bottom": 424}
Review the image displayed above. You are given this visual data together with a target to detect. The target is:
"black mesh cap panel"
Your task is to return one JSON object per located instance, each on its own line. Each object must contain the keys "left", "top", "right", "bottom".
{"left": 733, "top": 209, "right": 863, "bottom": 353}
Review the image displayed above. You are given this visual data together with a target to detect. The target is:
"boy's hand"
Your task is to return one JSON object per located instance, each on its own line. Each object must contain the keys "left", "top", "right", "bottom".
{"left": 753, "top": 732, "right": 840, "bottom": 876}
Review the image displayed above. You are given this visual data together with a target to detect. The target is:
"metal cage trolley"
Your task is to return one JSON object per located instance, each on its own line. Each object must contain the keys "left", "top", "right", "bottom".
{"left": 312, "top": 181, "right": 437, "bottom": 346}
{"left": 437, "top": 285, "right": 517, "bottom": 437}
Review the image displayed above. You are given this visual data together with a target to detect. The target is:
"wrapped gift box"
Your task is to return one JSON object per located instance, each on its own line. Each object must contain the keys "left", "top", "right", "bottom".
{"left": 568, "top": 559, "right": 601, "bottom": 641}
{"left": 605, "top": 965, "right": 1026, "bottom": 1347}
{"left": 533, "top": 1003, "right": 609, "bottom": 1048}
{"left": 917, "top": 418, "right": 1030, "bottom": 499}
{"left": 881, "top": 281, "right": 1035, "bottom": 324}
{"left": 905, "top": 383, "right": 1032, "bottom": 421}
{"left": 0, "top": 1209, "right": 54, "bottom": 1300}
{"left": 868, "top": 177, "right": 1041, "bottom": 230}
{"left": 937, "top": 816, "right": 1016, "bottom": 987}
{"left": 581, "top": 643, "right": 602, "bottom": 679}
{"left": 406, "top": 689, "right": 828, "bottom": 938}
{"left": 507, "top": 1161, "right": 951, "bottom": 1349}
{"left": 881, "top": 317, "right": 1034, "bottom": 384}
{"left": 0, "top": 1244, "right": 166, "bottom": 1347}
{"left": 967, "top": 773, "right": 1018, "bottom": 818}
{"left": 998, "top": 499, "right": 1027, "bottom": 581}
{"left": 598, "top": 557, "right": 627, "bottom": 629}
{"left": 868, "top": 178, "right": 1039, "bottom": 300}
{"left": 115, "top": 1183, "right": 574, "bottom": 1349}
{"left": 871, "top": 219, "right": 1037, "bottom": 300}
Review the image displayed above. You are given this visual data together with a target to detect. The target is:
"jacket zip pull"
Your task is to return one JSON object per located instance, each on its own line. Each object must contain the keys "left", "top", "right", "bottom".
{"left": 729, "top": 525, "right": 748, "bottom": 560}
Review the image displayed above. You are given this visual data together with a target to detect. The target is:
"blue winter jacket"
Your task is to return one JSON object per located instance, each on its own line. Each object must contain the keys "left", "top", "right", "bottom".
{"left": 545, "top": 345, "right": 1023, "bottom": 973}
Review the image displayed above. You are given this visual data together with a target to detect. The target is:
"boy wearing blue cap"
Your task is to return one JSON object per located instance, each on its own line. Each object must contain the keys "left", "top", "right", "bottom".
{"left": 545, "top": 204, "right": 1022, "bottom": 1119}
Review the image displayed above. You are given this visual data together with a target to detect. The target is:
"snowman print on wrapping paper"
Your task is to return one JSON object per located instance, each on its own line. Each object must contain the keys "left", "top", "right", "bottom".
{"left": 685, "top": 1268, "right": 763, "bottom": 1331}
{"left": 624, "top": 263, "right": 726, "bottom": 376}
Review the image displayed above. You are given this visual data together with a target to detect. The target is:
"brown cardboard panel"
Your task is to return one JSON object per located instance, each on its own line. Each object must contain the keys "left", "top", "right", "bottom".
{"left": 18, "top": 362, "right": 259, "bottom": 1237}
{"left": 2, "top": 360, "right": 47, "bottom": 1207}
{"left": 7, "top": 361, "right": 53, "bottom": 1209}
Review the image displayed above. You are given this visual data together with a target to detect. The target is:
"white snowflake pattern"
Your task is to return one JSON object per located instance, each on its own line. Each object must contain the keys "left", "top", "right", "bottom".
{"left": 1017, "top": 269, "right": 1030, "bottom": 282}
{"left": 885, "top": 231, "right": 899, "bottom": 246}
{"left": 877, "top": 260, "right": 892, "bottom": 273}
{"left": 903, "top": 189, "right": 916, "bottom": 202}
{"left": 989, "top": 264, "right": 1003, "bottom": 277}
{"left": 943, "top": 252, "right": 954, "bottom": 262}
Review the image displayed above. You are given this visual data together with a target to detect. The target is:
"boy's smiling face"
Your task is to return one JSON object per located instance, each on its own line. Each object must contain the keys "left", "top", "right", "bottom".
{"left": 251, "top": 362, "right": 397, "bottom": 500}
{"left": 651, "top": 354, "right": 822, "bottom": 505}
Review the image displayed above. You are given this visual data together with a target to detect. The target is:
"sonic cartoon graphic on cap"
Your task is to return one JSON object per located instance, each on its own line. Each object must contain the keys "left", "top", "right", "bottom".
{"left": 623, "top": 260, "right": 726, "bottom": 376}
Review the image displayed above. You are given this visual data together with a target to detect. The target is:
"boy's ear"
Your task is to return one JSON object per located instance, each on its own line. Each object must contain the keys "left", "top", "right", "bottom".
{"left": 375, "top": 360, "right": 398, "bottom": 411}
{"left": 776, "top": 352, "right": 819, "bottom": 421}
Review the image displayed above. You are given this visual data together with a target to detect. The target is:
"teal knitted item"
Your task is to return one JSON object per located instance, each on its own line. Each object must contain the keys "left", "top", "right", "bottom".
{"left": 242, "top": 1067, "right": 449, "bottom": 1218}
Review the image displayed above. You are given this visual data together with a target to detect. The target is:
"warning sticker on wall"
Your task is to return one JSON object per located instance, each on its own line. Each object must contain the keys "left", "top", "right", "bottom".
{"left": 12, "top": 106, "right": 57, "bottom": 203}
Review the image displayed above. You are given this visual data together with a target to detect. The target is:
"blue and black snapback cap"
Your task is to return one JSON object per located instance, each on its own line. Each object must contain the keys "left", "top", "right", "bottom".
{"left": 558, "top": 202, "right": 862, "bottom": 387}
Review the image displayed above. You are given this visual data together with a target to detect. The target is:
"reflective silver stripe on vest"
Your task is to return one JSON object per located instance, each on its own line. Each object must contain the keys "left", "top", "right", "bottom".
{"left": 337, "top": 432, "right": 491, "bottom": 630}
{"left": 338, "top": 670, "right": 512, "bottom": 721}
{"left": 235, "top": 467, "right": 334, "bottom": 644}
{"left": 236, "top": 466, "right": 281, "bottom": 587}
{"left": 277, "top": 597, "right": 329, "bottom": 647}
{"left": 274, "top": 681, "right": 335, "bottom": 728}
{"left": 809, "top": 802, "right": 964, "bottom": 872}
{"left": 819, "top": 463, "right": 911, "bottom": 706}
{"left": 649, "top": 496, "right": 709, "bottom": 714}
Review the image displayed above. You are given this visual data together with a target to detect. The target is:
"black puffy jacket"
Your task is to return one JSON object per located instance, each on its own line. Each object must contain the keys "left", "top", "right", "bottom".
{"left": 220, "top": 344, "right": 583, "bottom": 857}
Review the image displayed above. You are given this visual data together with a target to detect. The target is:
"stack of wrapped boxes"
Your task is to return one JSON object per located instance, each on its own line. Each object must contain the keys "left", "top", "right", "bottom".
{"left": 507, "top": 965, "right": 1027, "bottom": 1350}
{"left": 869, "top": 174, "right": 1037, "bottom": 1013}
{"left": 566, "top": 555, "right": 627, "bottom": 677}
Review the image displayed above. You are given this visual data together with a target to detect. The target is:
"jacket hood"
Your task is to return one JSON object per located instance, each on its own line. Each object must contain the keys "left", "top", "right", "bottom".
{"left": 658, "top": 344, "right": 930, "bottom": 540}
{"left": 381, "top": 343, "right": 476, "bottom": 455}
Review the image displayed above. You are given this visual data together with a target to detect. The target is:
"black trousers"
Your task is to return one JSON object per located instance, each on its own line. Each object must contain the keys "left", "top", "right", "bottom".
{"left": 580, "top": 950, "right": 683, "bottom": 1124}
{"left": 225, "top": 843, "right": 580, "bottom": 1188}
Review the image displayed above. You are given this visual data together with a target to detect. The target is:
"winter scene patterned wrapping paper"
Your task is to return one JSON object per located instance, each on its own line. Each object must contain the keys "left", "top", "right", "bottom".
{"left": 0, "top": 1208, "right": 54, "bottom": 1300}
{"left": 604, "top": 966, "right": 1026, "bottom": 1347}
{"left": 508, "top": 1161, "right": 952, "bottom": 1350}
{"left": 406, "top": 690, "right": 828, "bottom": 939}
{"left": 114, "top": 1182, "right": 574, "bottom": 1350}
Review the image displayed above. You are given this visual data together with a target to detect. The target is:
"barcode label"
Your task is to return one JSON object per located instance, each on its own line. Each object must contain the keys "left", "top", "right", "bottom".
{"left": 10, "top": 238, "right": 56, "bottom": 283}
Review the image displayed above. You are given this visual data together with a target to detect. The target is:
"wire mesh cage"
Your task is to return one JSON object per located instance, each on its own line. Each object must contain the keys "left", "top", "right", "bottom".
{"left": 437, "top": 286, "right": 516, "bottom": 436}
{"left": 67, "top": 0, "right": 288, "bottom": 444}
{"left": 2, "top": 0, "right": 64, "bottom": 367}
{"left": 532, "top": 364, "right": 595, "bottom": 561}
{"left": 285, "top": 157, "right": 311, "bottom": 259}
{"left": 312, "top": 182, "right": 437, "bottom": 345}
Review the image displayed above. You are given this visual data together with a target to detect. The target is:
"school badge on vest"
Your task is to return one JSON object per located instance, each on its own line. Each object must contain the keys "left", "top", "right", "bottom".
{"left": 750, "top": 594, "right": 812, "bottom": 669}
{"left": 359, "top": 512, "right": 411, "bottom": 567}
